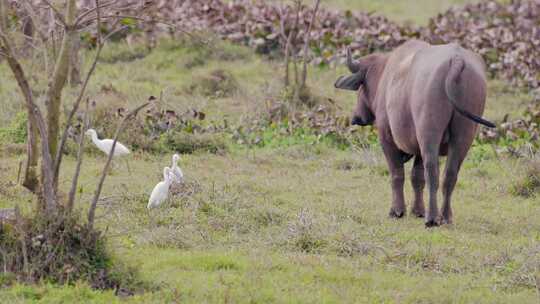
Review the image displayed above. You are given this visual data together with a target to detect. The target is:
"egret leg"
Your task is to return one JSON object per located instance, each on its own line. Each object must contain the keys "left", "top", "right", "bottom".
{"left": 108, "top": 160, "right": 116, "bottom": 175}
{"left": 147, "top": 209, "right": 155, "bottom": 227}
{"left": 124, "top": 158, "right": 132, "bottom": 174}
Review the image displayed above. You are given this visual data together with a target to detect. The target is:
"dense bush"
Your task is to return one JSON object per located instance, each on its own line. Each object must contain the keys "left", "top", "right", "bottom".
{"left": 174, "top": 0, "right": 418, "bottom": 59}
{"left": 169, "top": 0, "right": 538, "bottom": 89}
{"left": 423, "top": 0, "right": 540, "bottom": 89}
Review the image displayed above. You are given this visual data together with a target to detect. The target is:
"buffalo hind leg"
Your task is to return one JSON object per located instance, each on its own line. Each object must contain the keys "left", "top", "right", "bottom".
{"left": 441, "top": 144, "right": 467, "bottom": 224}
{"left": 422, "top": 147, "right": 441, "bottom": 227}
{"left": 381, "top": 141, "right": 407, "bottom": 218}
{"left": 410, "top": 155, "right": 425, "bottom": 218}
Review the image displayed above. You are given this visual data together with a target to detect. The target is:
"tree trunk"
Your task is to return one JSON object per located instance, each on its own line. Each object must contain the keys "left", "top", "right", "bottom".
{"left": 69, "top": 37, "right": 82, "bottom": 87}
{"left": 22, "top": 117, "right": 39, "bottom": 193}
{"left": 45, "top": 0, "right": 77, "bottom": 161}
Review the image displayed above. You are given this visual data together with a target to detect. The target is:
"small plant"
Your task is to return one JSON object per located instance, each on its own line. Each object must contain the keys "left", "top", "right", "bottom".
{"left": 287, "top": 209, "right": 327, "bottom": 253}
{"left": 187, "top": 69, "right": 239, "bottom": 98}
{"left": 0, "top": 112, "right": 28, "bottom": 144}
{"left": 510, "top": 161, "right": 540, "bottom": 197}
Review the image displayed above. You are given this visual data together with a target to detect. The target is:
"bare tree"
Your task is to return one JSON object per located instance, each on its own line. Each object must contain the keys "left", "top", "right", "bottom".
{"left": 0, "top": 0, "right": 148, "bottom": 219}
{"left": 279, "top": 0, "right": 321, "bottom": 105}
{"left": 300, "top": 0, "right": 321, "bottom": 90}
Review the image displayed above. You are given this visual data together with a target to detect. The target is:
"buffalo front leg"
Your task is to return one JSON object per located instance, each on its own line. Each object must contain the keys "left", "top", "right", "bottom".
{"left": 410, "top": 155, "right": 425, "bottom": 217}
{"left": 381, "top": 141, "right": 406, "bottom": 218}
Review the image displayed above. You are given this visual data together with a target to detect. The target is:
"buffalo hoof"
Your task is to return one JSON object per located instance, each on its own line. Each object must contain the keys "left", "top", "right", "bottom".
{"left": 425, "top": 219, "right": 441, "bottom": 228}
{"left": 389, "top": 208, "right": 405, "bottom": 218}
{"left": 442, "top": 211, "right": 453, "bottom": 225}
{"left": 441, "top": 217, "right": 453, "bottom": 225}
{"left": 411, "top": 208, "right": 425, "bottom": 218}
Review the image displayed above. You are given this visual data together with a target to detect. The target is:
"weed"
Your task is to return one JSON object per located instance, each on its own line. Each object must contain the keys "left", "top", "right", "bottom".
{"left": 0, "top": 112, "right": 27, "bottom": 144}
{"left": 287, "top": 209, "right": 327, "bottom": 253}
{"left": 511, "top": 160, "right": 540, "bottom": 197}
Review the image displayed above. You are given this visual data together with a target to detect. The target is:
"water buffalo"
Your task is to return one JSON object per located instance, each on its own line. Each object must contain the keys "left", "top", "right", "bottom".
{"left": 335, "top": 40, "right": 495, "bottom": 227}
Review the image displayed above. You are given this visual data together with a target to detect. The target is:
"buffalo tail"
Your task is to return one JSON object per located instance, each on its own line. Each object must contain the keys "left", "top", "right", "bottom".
{"left": 445, "top": 56, "right": 496, "bottom": 128}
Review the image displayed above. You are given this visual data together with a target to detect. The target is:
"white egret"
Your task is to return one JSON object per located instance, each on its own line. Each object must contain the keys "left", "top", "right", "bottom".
{"left": 85, "top": 129, "right": 131, "bottom": 156}
{"left": 85, "top": 128, "right": 131, "bottom": 172}
{"left": 170, "top": 153, "right": 184, "bottom": 183}
{"left": 147, "top": 167, "right": 173, "bottom": 209}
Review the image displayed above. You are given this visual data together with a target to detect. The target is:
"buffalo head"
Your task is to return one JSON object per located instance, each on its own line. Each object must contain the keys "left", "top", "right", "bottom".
{"left": 334, "top": 48, "right": 385, "bottom": 126}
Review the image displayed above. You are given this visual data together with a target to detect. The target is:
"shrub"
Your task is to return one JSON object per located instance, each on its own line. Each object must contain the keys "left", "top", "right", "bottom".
{"left": 186, "top": 69, "right": 239, "bottom": 98}
{"left": 160, "top": 132, "right": 227, "bottom": 154}
{"left": 0, "top": 211, "right": 146, "bottom": 293}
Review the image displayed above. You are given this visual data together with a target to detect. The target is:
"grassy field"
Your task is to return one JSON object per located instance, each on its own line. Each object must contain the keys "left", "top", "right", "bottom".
{"left": 1, "top": 1, "right": 539, "bottom": 303}
{"left": 274, "top": 0, "right": 482, "bottom": 25}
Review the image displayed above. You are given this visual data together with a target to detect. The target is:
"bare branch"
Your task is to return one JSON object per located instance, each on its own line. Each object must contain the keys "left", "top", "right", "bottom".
{"left": 41, "top": 0, "right": 67, "bottom": 27}
{"left": 300, "top": 0, "right": 321, "bottom": 89}
{"left": 14, "top": 207, "right": 30, "bottom": 277}
{"left": 77, "top": 14, "right": 212, "bottom": 47}
{"left": 87, "top": 101, "right": 150, "bottom": 230}
{"left": 284, "top": 0, "right": 302, "bottom": 87}
{"left": 21, "top": 0, "right": 48, "bottom": 42}
{"left": 95, "top": 0, "right": 102, "bottom": 45}
{"left": 74, "top": 1, "right": 133, "bottom": 27}
{"left": 67, "top": 98, "right": 89, "bottom": 213}
{"left": 278, "top": 4, "right": 290, "bottom": 42}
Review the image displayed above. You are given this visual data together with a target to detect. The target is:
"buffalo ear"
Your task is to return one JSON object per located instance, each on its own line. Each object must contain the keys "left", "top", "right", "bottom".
{"left": 334, "top": 73, "right": 363, "bottom": 91}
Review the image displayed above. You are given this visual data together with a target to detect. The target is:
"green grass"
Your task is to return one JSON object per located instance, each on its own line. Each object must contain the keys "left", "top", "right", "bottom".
{"left": 1, "top": 1, "right": 539, "bottom": 302}
{"left": 1, "top": 145, "right": 539, "bottom": 302}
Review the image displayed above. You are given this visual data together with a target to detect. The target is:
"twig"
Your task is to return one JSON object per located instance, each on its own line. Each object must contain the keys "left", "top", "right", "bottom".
{"left": 87, "top": 101, "right": 150, "bottom": 230}
{"left": 67, "top": 99, "right": 90, "bottom": 213}
{"left": 21, "top": 0, "right": 49, "bottom": 42}
{"left": 278, "top": 4, "right": 290, "bottom": 42}
{"left": 300, "top": 0, "right": 321, "bottom": 89}
{"left": 41, "top": 0, "right": 67, "bottom": 27}
{"left": 74, "top": 0, "right": 119, "bottom": 26}
{"left": 77, "top": 14, "right": 212, "bottom": 47}
{"left": 284, "top": 1, "right": 301, "bottom": 87}
{"left": 14, "top": 207, "right": 30, "bottom": 278}
{"left": 16, "top": 160, "right": 22, "bottom": 184}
